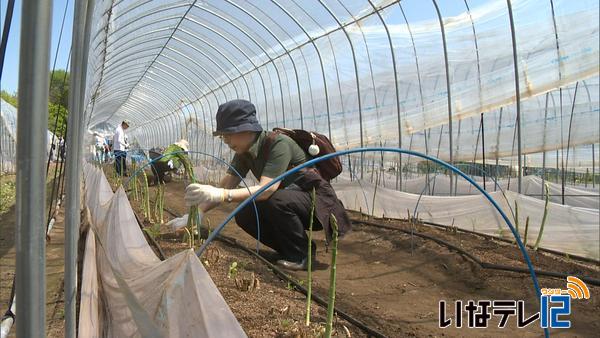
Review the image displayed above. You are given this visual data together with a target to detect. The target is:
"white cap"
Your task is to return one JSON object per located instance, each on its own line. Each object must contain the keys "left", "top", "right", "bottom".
{"left": 174, "top": 139, "right": 189, "bottom": 152}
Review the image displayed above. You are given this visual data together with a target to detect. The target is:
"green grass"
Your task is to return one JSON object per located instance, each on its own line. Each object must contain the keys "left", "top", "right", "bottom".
{"left": 0, "top": 176, "right": 16, "bottom": 215}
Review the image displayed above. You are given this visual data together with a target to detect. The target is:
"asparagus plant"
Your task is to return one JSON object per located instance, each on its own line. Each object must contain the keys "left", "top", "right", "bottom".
{"left": 325, "top": 215, "right": 339, "bottom": 337}
{"left": 141, "top": 170, "right": 152, "bottom": 222}
{"left": 176, "top": 153, "right": 199, "bottom": 248}
{"left": 153, "top": 183, "right": 165, "bottom": 224}
{"left": 523, "top": 216, "right": 530, "bottom": 246}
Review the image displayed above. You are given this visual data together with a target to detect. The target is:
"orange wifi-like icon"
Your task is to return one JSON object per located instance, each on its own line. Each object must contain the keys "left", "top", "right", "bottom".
{"left": 566, "top": 276, "right": 590, "bottom": 300}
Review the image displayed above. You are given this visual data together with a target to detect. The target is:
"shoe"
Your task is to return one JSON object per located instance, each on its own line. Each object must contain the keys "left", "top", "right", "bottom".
{"left": 276, "top": 258, "right": 309, "bottom": 271}
{"left": 276, "top": 244, "right": 317, "bottom": 271}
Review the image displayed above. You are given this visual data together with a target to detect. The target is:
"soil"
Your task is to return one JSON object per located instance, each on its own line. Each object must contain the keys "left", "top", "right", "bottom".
{"left": 0, "top": 168, "right": 66, "bottom": 337}
{"left": 121, "top": 175, "right": 599, "bottom": 338}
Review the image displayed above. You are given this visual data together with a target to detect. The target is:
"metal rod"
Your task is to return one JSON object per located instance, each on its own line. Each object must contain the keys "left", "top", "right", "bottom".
{"left": 481, "top": 113, "right": 486, "bottom": 190}
{"left": 563, "top": 82, "right": 579, "bottom": 204}
{"left": 64, "top": 0, "right": 93, "bottom": 336}
{"left": 367, "top": 0, "right": 403, "bottom": 191}
{"left": 104, "top": 1, "right": 199, "bottom": 122}
{"left": 0, "top": 0, "right": 15, "bottom": 78}
{"left": 432, "top": 0, "right": 454, "bottom": 195}
{"left": 542, "top": 93, "right": 549, "bottom": 190}
{"left": 506, "top": 0, "right": 522, "bottom": 194}
{"left": 15, "top": 1, "right": 53, "bottom": 337}
{"left": 397, "top": 5, "right": 425, "bottom": 184}
{"left": 317, "top": 0, "right": 365, "bottom": 178}
{"left": 593, "top": 143, "right": 596, "bottom": 188}
{"left": 268, "top": 0, "right": 331, "bottom": 136}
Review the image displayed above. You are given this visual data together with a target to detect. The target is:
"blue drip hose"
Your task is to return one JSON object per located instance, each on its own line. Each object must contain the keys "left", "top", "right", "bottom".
{"left": 195, "top": 147, "right": 548, "bottom": 338}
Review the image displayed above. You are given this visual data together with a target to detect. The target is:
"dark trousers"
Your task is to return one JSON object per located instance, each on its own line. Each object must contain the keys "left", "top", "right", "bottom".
{"left": 235, "top": 186, "right": 322, "bottom": 262}
{"left": 114, "top": 150, "right": 127, "bottom": 176}
{"left": 150, "top": 161, "right": 171, "bottom": 185}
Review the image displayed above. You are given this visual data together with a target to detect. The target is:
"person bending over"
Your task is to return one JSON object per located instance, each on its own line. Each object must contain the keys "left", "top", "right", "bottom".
{"left": 183, "top": 99, "right": 350, "bottom": 271}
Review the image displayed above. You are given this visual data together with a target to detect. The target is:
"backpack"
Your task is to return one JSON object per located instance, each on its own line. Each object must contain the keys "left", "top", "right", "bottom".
{"left": 263, "top": 128, "right": 342, "bottom": 181}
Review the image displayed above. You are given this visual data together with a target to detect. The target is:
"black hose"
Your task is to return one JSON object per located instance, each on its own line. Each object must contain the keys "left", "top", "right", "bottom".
{"left": 0, "top": 0, "right": 15, "bottom": 77}
{"left": 352, "top": 219, "right": 600, "bottom": 286}
{"left": 160, "top": 206, "right": 387, "bottom": 338}
{"left": 218, "top": 235, "right": 388, "bottom": 338}
{"left": 45, "top": 2, "right": 72, "bottom": 233}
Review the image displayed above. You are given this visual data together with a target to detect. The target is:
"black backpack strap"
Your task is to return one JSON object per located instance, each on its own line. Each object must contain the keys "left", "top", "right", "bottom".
{"left": 262, "top": 131, "right": 279, "bottom": 162}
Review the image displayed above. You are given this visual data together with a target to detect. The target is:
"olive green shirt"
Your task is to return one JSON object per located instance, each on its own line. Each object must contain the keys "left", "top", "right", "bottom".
{"left": 227, "top": 131, "right": 307, "bottom": 187}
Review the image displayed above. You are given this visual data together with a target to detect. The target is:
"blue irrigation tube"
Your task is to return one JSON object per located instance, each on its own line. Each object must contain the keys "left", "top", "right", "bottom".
{"left": 123, "top": 149, "right": 263, "bottom": 253}
{"left": 195, "top": 147, "right": 548, "bottom": 338}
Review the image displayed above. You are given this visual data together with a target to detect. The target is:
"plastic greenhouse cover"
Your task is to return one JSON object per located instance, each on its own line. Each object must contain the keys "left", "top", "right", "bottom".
{"left": 83, "top": 0, "right": 598, "bottom": 168}
{"left": 1, "top": 99, "right": 17, "bottom": 173}
{"left": 79, "top": 163, "right": 245, "bottom": 337}
{"left": 336, "top": 172, "right": 599, "bottom": 209}
{"left": 0, "top": 99, "right": 17, "bottom": 139}
{"left": 1, "top": 99, "right": 60, "bottom": 173}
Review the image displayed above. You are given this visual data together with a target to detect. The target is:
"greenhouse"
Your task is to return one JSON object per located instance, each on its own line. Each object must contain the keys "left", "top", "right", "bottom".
{"left": 0, "top": 0, "right": 598, "bottom": 337}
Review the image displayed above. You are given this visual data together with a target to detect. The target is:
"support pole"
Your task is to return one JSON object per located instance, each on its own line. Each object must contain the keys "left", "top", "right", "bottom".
{"left": 563, "top": 82, "right": 579, "bottom": 204}
{"left": 0, "top": 0, "right": 15, "bottom": 77}
{"left": 506, "top": 0, "right": 522, "bottom": 194}
{"left": 593, "top": 143, "right": 596, "bottom": 188}
{"left": 541, "top": 93, "right": 549, "bottom": 191}
{"left": 432, "top": 0, "right": 454, "bottom": 195}
{"left": 481, "top": 113, "right": 486, "bottom": 190}
{"left": 64, "top": 0, "right": 94, "bottom": 336}
{"left": 15, "top": 1, "right": 53, "bottom": 337}
{"left": 556, "top": 149, "right": 559, "bottom": 183}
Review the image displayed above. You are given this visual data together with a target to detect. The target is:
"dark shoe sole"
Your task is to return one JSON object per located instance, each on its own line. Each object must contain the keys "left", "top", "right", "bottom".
{"left": 276, "top": 259, "right": 307, "bottom": 271}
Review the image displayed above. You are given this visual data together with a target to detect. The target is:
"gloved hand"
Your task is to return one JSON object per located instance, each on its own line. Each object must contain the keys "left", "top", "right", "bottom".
{"left": 167, "top": 159, "right": 174, "bottom": 169}
{"left": 185, "top": 183, "right": 224, "bottom": 207}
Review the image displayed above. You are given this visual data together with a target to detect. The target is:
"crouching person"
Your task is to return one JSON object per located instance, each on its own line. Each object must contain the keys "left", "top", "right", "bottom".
{"left": 184, "top": 99, "right": 351, "bottom": 270}
{"left": 149, "top": 139, "right": 190, "bottom": 185}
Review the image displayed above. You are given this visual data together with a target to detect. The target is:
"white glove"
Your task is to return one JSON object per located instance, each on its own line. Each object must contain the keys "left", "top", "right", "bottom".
{"left": 166, "top": 214, "right": 189, "bottom": 231}
{"left": 166, "top": 211, "right": 204, "bottom": 232}
{"left": 185, "top": 183, "right": 224, "bottom": 207}
{"left": 167, "top": 159, "right": 174, "bottom": 169}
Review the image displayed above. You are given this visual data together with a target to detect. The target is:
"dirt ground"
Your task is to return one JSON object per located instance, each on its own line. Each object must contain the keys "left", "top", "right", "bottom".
{"left": 0, "top": 169, "right": 66, "bottom": 337}
{"left": 127, "top": 177, "right": 599, "bottom": 337}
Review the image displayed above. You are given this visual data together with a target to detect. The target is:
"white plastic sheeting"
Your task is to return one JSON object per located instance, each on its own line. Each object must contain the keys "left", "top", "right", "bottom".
{"left": 337, "top": 173, "right": 600, "bottom": 209}
{"left": 83, "top": 0, "right": 599, "bottom": 171}
{"left": 80, "top": 163, "right": 246, "bottom": 337}
{"left": 1, "top": 99, "right": 61, "bottom": 172}
{"left": 333, "top": 177, "right": 600, "bottom": 260}
{"left": 0, "top": 99, "right": 17, "bottom": 173}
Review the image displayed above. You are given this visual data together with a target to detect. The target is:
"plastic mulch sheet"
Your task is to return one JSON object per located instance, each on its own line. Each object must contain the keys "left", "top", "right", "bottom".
{"left": 79, "top": 163, "right": 246, "bottom": 337}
